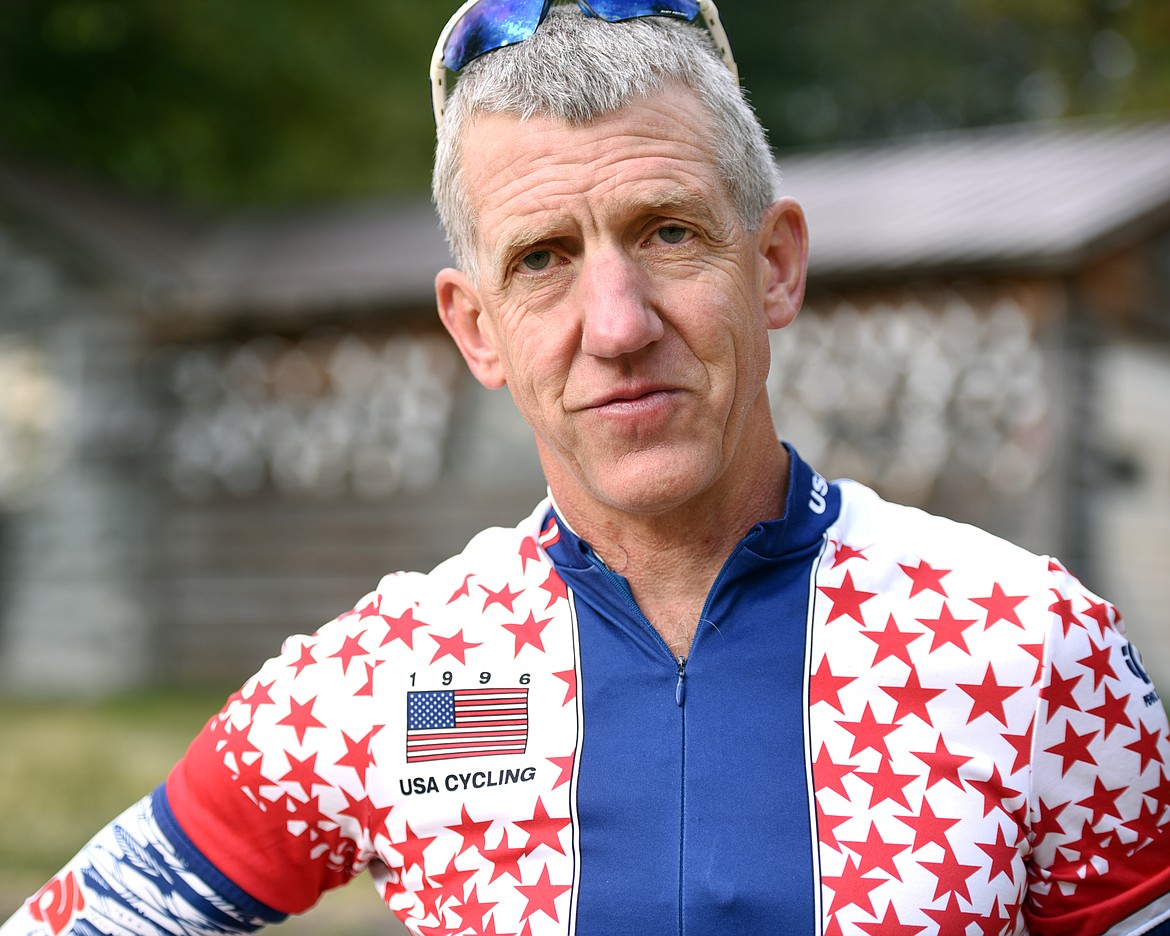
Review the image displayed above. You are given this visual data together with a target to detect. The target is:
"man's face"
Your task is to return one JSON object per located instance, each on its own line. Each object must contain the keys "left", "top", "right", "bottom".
{"left": 438, "top": 86, "right": 805, "bottom": 518}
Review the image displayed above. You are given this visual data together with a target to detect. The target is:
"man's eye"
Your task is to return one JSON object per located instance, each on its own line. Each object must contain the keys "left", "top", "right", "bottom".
{"left": 655, "top": 225, "right": 691, "bottom": 245}
{"left": 520, "top": 250, "right": 554, "bottom": 272}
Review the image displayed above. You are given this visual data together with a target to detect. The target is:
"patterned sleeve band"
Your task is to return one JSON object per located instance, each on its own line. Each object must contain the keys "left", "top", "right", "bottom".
{"left": 0, "top": 787, "right": 285, "bottom": 935}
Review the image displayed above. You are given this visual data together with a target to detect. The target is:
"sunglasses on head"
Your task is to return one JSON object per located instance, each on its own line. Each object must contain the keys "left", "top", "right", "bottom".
{"left": 430, "top": 0, "right": 738, "bottom": 128}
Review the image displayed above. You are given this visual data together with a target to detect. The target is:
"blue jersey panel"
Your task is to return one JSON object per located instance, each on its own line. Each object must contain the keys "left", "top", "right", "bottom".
{"left": 549, "top": 451, "right": 840, "bottom": 935}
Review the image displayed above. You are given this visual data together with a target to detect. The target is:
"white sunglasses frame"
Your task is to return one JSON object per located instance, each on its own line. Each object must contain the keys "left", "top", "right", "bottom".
{"left": 429, "top": 0, "right": 739, "bottom": 128}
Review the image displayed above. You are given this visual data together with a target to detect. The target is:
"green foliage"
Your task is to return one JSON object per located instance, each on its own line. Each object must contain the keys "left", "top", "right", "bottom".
{"left": 0, "top": 0, "right": 1167, "bottom": 205}
{"left": 0, "top": 0, "right": 450, "bottom": 205}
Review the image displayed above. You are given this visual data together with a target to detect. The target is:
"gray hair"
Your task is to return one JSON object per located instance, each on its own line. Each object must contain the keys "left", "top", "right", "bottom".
{"left": 432, "top": 4, "right": 781, "bottom": 280}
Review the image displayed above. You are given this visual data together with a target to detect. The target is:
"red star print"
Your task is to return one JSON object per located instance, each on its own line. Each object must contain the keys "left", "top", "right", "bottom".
{"left": 970, "top": 582, "right": 1027, "bottom": 630}
{"left": 921, "top": 892, "right": 984, "bottom": 933}
{"left": 394, "top": 822, "right": 438, "bottom": 874}
{"left": 839, "top": 825, "right": 911, "bottom": 879}
{"left": 338, "top": 788, "right": 393, "bottom": 840}
{"left": 855, "top": 904, "right": 928, "bottom": 935}
{"left": 971, "top": 897, "right": 1013, "bottom": 936}
{"left": 284, "top": 791, "right": 329, "bottom": 835}
{"left": 540, "top": 569, "right": 568, "bottom": 608}
{"left": 553, "top": 668, "right": 577, "bottom": 706}
{"left": 429, "top": 629, "right": 483, "bottom": 665}
{"left": 448, "top": 574, "right": 473, "bottom": 605}
{"left": 819, "top": 571, "right": 878, "bottom": 625}
{"left": 217, "top": 722, "right": 260, "bottom": 772}
{"left": 379, "top": 609, "right": 428, "bottom": 649}
{"left": 1019, "top": 640, "right": 1045, "bottom": 684}
{"left": 838, "top": 703, "right": 901, "bottom": 758}
{"left": 231, "top": 747, "right": 271, "bottom": 801}
{"left": 822, "top": 856, "right": 885, "bottom": 916}
{"left": 516, "top": 797, "right": 570, "bottom": 855}
{"left": 920, "top": 848, "right": 981, "bottom": 902}
{"left": 810, "top": 657, "right": 858, "bottom": 713}
{"left": 328, "top": 630, "right": 368, "bottom": 674}
{"left": 481, "top": 831, "right": 525, "bottom": 883}
{"left": 1059, "top": 818, "right": 1115, "bottom": 861}
{"left": 1145, "top": 768, "right": 1170, "bottom": 815}
{"left": 478, "top": 914, "right": 508, "bottom": 936}
{"left": 1081, "top": 598, "right": 1115, "bottom": 639}
{"left": 1048, "top": 591, "right": 1082, "bottom": 637}
{"left": 1030, "top": 796, "right": 1071, "bottom": 844}
{"left": 1040, "top": 664, "right": 1083, "bottom": 722}
{"left": 1002, "top": 719, "right": 1034, "bottom": 775}
{"left": 276, "top": 696, "right": 326, "bottom": 745}
{"left": 449, "top": 883, "right": 498, "bottom": 935}
{"left": 481, "top": 583, "right": 521, "bottom": 613}
{"left": 1125, "top": 722, "right": 1166, "bottom": 774}
{"left": 354, "top": 660, "right": 383, "bottom": 698}
{"left": 279, "top": 752, "right": 328, "bottom": 799}
{"left": 1121, "top": 798, "right": 1165, "bottom": 850}
{"left": 957, "top": 663, "right": 1023, "bottom": 726}
{"left": 288, "top": 641, "right": 318, "bottom": 677}
{"left": 966, "top": 763, "right": 1022, "bottom": 818}
{"left": 1045, "top": 722, "right": 1100, "bottom": 776}
{"left": 880, "top": 668, "right": 944, "bottom": 724}
{"left": 429, "top": 852, "right": 475, "bottom": 910}
{"left": 911, "top": 735, "right": 974, "bottom": 791}
{"left": 354, "top": 596, "right": 382, "bottom": 619}
{"left": 519, "top": 536, "right": 540, "bottom": 571}
{"left": 516, "top": 865, "right": 571, "bottom": 923}
{"left": 899, "top": 559, "right": 950, "bottom": 598}
{"left": 503, "top": 612, "right": 552, "bottom": 657}
{"left": 334, "top": 726, "right": 381, "bottom": 785}
{"left": 239, "top": 680, "right": 276, "bottom": 717}
{"left": 1087, "top": 685, "right": 1134, "bottom": 739}
{"left": 832, "top": 542, "right": 868, "bottom": 567}
{"left": 916, "top": 602, "right": 978, "bottom": 654}
{"left": 976, "top": 824, "right": 1019, "bottom": 882}
{"left": 854, "top": 757, "right": 918, "bottom": 810}
{"left": 862, "top": 615, "right": 921, "bottom": 668}
{"left": 817, "top": 800, "right": 850, "bottom": 852}
{"left": 813, "top": 744, "right": 856, "bottom": 798}
{"left": 548, "top": 753, "right": 575, "bottom": 789}
{"left": 1076, "top": 641, "right": 1117, "bottom": 692}
{"left": 1076, "top": 776, "right": 1127, "bottom": 826}
{"left": 448, "top": 805, "right": 493, "bottom": 857}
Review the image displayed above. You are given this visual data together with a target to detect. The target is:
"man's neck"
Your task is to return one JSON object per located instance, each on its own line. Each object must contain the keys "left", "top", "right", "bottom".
{"left": 547, "top": 435, "right": 790, "bottom": 657}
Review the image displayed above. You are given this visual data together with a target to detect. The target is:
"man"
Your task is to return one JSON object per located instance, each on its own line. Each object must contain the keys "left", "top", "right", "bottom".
{"left": 5, "top": 2, "right": 1170, "bottom": 934}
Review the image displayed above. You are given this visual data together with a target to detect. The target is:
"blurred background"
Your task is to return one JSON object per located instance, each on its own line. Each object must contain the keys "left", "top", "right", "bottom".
{"left": 0, "top": 0, "right": 1168, "bottom": 928}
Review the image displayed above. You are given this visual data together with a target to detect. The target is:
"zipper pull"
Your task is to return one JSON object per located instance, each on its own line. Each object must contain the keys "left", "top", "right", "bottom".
{"left": 675, "top": 657, "right": 687, "bottom": 707}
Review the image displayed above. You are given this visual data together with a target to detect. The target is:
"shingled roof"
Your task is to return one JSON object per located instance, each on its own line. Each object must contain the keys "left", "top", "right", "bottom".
{"left": 780, "top": 115, "right": 1170, "bottom": 281}
{"left": 2, "top": 115, "right": 1169, "bottom": 317}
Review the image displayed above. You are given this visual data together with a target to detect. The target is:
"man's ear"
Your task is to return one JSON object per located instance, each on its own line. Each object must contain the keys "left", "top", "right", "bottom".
{"left": 757, "top": 197, "right": 810, "bottom": 330}
{"left": 435, "top": 267, "right": 506, "bottom": 389}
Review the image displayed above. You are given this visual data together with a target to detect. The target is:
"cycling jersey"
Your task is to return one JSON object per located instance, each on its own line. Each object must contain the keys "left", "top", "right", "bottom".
{"left": 6, "top": 449, "right": 1170, "bottom": 936}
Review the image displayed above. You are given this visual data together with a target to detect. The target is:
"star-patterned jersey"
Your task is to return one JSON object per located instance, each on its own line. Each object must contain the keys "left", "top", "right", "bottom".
{"left": 5, "top": 448, "right": 1170, "bottom": 936}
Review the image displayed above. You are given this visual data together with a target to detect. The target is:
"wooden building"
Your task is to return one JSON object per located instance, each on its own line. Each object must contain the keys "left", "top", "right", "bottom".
{"left": 0, "top": 114, "right": 1167, "bottom": 695}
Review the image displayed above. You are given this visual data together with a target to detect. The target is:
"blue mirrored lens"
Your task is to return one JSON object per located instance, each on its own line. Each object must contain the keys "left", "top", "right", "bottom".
{"left": 583, "top": 0, "right": 700, "bottom": 21}
{"left": 444, "top": 0, "right": 550, "bottom": 71}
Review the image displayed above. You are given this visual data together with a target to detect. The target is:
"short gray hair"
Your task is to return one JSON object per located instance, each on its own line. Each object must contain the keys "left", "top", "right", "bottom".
{"left": 432, "top": 4, "right": 781, "bottom": 280}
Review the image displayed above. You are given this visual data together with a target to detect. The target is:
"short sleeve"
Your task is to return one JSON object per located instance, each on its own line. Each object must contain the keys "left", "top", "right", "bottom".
{"left": 1024, "top": 561, "right": 1170, "bottom": 936}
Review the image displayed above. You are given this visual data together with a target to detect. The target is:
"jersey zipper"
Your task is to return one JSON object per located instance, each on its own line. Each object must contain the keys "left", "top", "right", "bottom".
{"left": 584, "top": 538, "right": 753, "bottom": 936}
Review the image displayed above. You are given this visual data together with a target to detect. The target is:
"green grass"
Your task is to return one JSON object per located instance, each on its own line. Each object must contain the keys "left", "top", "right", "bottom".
{"left": 0, "top": 688, "right": 401, "bottom": 934}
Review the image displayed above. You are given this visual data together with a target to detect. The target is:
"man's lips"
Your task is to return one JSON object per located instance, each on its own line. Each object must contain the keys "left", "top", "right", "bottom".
{"left": 578, "top": 385, "right": 680, "bottom": 413}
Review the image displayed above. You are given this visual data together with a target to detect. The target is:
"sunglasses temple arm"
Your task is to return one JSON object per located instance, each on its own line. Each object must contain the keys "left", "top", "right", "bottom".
{"left": 696, "top": 0, "right": 737, "bottom": 84}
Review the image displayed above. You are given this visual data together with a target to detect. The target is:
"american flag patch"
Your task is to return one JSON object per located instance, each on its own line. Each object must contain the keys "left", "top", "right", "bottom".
{"left": 406, "top": 688, "right": 529, "bottom": 763}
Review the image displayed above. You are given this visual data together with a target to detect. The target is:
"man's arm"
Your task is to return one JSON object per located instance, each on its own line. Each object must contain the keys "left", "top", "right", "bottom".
{"left": 0, "top": 786, "right": 286, "bottom": 935}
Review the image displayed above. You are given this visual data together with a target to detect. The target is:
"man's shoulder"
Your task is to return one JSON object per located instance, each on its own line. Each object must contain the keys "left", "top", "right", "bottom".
{"left": 829, "top": 477, "right": 1050, "bottom": 582}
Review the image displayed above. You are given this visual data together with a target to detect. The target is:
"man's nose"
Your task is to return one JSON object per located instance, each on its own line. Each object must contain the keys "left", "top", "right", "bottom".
{"left": 577, "top": 250, "right": 665, "bottom": 358}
